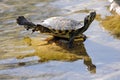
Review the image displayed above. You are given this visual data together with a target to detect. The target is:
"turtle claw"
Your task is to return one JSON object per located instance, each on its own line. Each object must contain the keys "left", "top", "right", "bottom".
{"left": 82, "top": 34, "right": 87, "bottom": 42}
{"left": 24, "top": 25, "right": 30, "bottom": 30}
{"left": 32, "top": 29, "right": 35, "bottom": 34}
{"left": 31, "top": 26, "right": 38, "bottom": 34}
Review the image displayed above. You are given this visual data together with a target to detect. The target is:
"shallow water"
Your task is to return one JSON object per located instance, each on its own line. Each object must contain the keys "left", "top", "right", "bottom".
{"left": 0, "top": 0, "right": 120, "bottom": 80}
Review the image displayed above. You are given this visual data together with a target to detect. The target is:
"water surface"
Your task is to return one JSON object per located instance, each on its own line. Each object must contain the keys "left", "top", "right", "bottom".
{"left": 0, "top": 0, "right": 120, "bottom": 80}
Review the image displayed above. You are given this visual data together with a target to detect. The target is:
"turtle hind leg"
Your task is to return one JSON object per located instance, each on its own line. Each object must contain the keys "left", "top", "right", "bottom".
{"left": 16, "top": 16, "right": 36, "bottom": 30}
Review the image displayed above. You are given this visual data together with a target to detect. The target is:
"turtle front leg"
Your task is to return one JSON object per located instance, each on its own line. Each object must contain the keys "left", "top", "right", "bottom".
{"left": 68, "top": 33, "right": 75, "bottom": 48}
{"left": 68, "top": 40, "right": 74, "bottom": 48}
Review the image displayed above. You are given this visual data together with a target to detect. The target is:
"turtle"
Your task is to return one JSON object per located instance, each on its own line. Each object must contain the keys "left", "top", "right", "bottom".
{"left": 16, "top": 11, "right": 96, "bottom": 48}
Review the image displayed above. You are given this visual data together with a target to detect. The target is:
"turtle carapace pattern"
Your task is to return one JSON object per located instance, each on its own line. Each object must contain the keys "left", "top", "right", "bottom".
{"left": 17, "top": 11, "right": 96, "bottom": 48}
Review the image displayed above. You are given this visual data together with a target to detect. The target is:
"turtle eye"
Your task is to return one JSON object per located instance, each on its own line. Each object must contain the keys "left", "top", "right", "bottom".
{"left": 85, "top": 15, "right": 90, "bottom": 22}
{"left": 87, "top": 15, "right": 91, "bottom": 21}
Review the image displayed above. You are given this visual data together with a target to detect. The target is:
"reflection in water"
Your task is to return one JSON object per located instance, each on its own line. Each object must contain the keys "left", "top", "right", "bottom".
{"left": 0, "top": 59, "right": 38, "bottom": 70}
{"left": 17, "top": 36, "right": 96, "bottom": 74}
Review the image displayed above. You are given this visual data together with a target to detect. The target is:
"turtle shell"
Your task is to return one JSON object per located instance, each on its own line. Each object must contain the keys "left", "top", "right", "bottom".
{"left": 40, "top": 17, "right": 83, "bottom": 30}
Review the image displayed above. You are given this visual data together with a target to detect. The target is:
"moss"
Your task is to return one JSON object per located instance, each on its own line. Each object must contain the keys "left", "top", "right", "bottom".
{"left": 95, "top": 14, "right": 102, "bottom": 21}
{"left": 101, "top": 15, "right": 120, "bottom": 38}
{"left": 96, "top": 14, "right": 120, "bottom": 38}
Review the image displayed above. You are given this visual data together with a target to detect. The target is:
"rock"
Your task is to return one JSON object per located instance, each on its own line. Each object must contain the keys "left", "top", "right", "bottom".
{"left": 109, "top": 0, "right": 120, "bottom": 15}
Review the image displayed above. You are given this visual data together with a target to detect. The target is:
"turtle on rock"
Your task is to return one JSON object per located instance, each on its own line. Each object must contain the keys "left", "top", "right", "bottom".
{"left": 16, "top": 11, "right": 96, "bottom": 48}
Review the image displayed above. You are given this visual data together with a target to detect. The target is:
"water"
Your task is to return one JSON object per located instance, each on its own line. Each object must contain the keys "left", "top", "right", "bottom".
{"left": 0, "top": 0, "right": 120, "bottom": 80}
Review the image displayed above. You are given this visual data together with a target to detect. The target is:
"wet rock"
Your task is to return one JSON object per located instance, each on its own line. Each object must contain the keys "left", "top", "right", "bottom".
{"left": 109, "top": 0, "right": 120, "bottom": 15}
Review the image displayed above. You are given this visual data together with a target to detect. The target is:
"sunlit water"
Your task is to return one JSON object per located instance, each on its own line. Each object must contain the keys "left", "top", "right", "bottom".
{"left": 0, "top": 0, "right": 120, "bottom": 80}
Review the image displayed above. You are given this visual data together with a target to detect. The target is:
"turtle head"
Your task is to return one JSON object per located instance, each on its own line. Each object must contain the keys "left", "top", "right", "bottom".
{"left": 84, "top": 11, "right": 96, "bottom": 26}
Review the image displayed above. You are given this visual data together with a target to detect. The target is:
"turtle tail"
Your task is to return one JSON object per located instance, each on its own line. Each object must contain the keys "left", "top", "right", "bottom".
{"left": 16, "top": 16, "right": 36, "bottom": 30}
